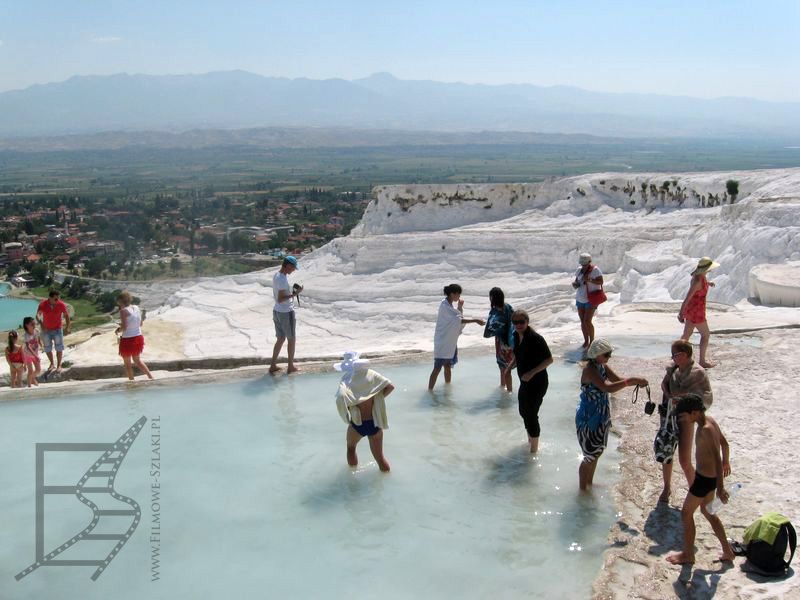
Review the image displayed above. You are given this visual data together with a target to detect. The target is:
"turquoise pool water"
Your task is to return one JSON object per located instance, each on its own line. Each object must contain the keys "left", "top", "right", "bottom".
{"left": 0, "top": 356, "right": 621, "bottom": 599}
{"left": 0, "top": 297, "right": 40, "bottom": 331}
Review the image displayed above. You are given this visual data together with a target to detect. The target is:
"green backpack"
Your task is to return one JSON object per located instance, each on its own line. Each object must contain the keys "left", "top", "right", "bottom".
{"left": 743, "top": 512, "right": 796, "bottom": 576}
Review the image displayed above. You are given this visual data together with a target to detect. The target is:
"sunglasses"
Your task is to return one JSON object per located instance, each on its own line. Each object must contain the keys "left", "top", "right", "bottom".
{"left": 671, "top": 351, "right": 686, "bottom": 358}
{"left": 512, "top": 320, "right": 527, "bottom": 325}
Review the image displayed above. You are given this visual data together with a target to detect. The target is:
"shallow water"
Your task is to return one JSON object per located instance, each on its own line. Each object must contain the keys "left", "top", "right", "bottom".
{"left": 0, "top": 296, "right": 39, "bottom": 331}
{"left": 0, "top": 356, "right": 621, "bottom": 599}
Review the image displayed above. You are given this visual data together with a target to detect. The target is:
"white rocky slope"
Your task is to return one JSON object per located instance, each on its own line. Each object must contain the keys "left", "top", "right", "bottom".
{"left": 71, "top": 168, "right": 800, "bottom": 364}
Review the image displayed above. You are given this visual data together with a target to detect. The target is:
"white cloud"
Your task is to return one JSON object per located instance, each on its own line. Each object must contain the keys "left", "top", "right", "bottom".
{"left": 91, "top": 36, "right": 122, "bottom": 44}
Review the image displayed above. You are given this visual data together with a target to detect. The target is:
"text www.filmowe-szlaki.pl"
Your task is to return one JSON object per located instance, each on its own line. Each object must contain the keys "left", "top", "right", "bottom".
{"left": 150, "top": 416, "right": 161, "bottom": 582}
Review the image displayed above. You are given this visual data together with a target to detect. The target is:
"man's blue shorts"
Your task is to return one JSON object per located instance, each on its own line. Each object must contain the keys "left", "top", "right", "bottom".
{"left": 41, "top": 329, "right": 64, "bottom": 352}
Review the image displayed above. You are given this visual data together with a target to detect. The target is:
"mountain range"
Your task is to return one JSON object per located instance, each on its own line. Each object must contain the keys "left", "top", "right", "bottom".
{"left": 0, "top": 71, "right": 798, "bottom": 139}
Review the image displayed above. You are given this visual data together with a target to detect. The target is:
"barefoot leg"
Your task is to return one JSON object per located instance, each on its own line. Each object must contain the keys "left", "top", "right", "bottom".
{"left": 133, "top": 355, "right": 154, "bottom": 380}
{"left": 122, "top": 355, "right": 135, "bottom": 380}
{"left": 443, "top": 364, "right": 452, "bottom": 384}
{"left": 680, "top": 320, "right": 696, "bottom": 342}
{"left": 696, "top": 321, "right": 715, "bottom": 367}
{"left": 579, "top": 458, "right": 598, "bottom": 491}
{"left": 584, "top": 307, "right": 596, "bottom": 345}
{"left": 428, "top": 365, "right": 442, "bottom": 390}
{"left": 659, "top": 461, "right": 673, "bottom": 503}
{"left": 346, "top": 425, "right": 361, "bottom": 467}
{"left": 667, "top": 492, "right": 703, "bottom": 564}
{"left": 677, "top": 415, "right": 695, "bottom": 485}
{"left": 700, "top": 501, "right": 734, "bottom": 561}
{"left": 287, "top": 338, "right": 298, "bottom": 373}
{"left": 269, "top": 337, "right": 285, "bottom": 373}
{"left": 368, "top": 430, "right": 390, "bottom": 472}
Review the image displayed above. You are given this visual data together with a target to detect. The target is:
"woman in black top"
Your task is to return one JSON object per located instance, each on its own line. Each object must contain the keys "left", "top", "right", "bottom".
{"left": 507, "top": 309, "right": 554, "bottom": 453}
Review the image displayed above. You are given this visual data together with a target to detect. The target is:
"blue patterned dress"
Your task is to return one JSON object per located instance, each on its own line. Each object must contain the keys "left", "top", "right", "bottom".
{"left": 576, "top": 363, "right": 612, "bottom": 462}
{"left": 483, "top": 303, "right": 514, "bottom": 368}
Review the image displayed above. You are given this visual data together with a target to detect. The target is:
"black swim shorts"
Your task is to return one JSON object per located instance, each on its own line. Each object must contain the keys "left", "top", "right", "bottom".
{"left": 689, "top": 472, "right": 717, "bottom": 498}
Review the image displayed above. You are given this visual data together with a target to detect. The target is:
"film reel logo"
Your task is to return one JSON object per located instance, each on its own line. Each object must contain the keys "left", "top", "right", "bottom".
{"left": 16, "top": 417, "right": 146, "bottom": 581}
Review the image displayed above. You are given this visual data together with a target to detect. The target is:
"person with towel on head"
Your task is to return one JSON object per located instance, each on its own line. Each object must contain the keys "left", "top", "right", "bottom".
{"left": 678, "top": 256, "right": 719, "bottom": 368}
{"left": 335, "top": 351, "right": 395, "bottom": 472}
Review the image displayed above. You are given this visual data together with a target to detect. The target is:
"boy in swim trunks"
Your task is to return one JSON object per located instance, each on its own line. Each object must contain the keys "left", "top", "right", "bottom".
{"left": 667, "top": 395, "right": 734, "bottom": 565}
{"left": 334, "top": 352, "right": 395, "bottom": 472}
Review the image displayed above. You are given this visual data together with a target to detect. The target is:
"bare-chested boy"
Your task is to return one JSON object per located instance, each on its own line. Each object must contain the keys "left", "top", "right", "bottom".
{"left": 667, "top": 394, "right": 734, "bottom": 565}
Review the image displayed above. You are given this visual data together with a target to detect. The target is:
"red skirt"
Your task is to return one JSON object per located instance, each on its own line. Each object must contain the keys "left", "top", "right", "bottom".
{"left": 119, "top": 335, "right": 145, "bottom": 357}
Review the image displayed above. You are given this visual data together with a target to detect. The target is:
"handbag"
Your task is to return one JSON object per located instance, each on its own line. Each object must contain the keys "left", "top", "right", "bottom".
{"left": 587, "top": 284, "right": 607, "bottom": 306}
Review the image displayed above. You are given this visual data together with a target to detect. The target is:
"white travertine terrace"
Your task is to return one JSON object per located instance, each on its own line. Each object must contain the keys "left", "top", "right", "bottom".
{"left": 60, "top": 167, "right": 800, "bottom": 366}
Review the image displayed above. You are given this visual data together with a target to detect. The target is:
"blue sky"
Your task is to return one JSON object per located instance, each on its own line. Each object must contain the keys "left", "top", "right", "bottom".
{"left": 1, "top": 0, "right": 798, "bottom": 101}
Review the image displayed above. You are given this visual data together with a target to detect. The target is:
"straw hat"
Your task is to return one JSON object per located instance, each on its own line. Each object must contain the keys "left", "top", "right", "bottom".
{"left": 691, "top": 257, "right": 720, "bottom": 275}
{"left": 578, "top": 253, "right": 592, "bottom": 266}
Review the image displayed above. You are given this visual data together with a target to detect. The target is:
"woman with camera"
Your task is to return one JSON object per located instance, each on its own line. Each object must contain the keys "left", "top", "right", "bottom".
{"left": 576, "top": 339, "right": 647, "bottom": 491}
{"left": 656, "top": 339, "right": 713, "bottom": 503}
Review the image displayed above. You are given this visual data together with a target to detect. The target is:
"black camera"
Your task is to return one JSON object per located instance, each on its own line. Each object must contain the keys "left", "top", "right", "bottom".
{"left": 632, "top": 383, "right": 654, "bottom": 415}
{"left": 292, "top": 283, "right": 303, "bottom": 306}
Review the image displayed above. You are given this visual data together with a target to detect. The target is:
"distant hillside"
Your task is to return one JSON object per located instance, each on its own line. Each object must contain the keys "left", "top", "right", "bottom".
{"left": 0, "top": 127, "right": 623, "bottom": 152}
{"left": 1, "top": 71, "right": 799, "bottom": 139}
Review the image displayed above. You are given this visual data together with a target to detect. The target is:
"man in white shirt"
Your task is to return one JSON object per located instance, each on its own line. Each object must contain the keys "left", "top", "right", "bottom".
{"left": 269, "top": 256, "right": 300, "bottom": 374}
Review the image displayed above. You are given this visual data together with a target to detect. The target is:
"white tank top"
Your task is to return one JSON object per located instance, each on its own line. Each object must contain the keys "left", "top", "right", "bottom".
{"left": 122, "top": 305, "right": 142, "bottom": 338}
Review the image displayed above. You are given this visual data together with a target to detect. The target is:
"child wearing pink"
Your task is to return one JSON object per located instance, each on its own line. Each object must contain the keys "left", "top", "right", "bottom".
{"left": 22, "top": 317, "right": 42, "bottom": 387}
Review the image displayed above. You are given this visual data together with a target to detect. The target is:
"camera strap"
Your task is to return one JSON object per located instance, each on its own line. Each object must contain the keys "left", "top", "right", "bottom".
{"left": 631, "top": 383, "right": 651, "bottom": 404}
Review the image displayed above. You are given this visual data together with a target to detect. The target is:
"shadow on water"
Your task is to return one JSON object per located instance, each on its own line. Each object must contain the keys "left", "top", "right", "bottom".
{"left": 240, "top": 373, "right": 283, "bottom": 397}
{"left": 419, "top": 386, "right": 456, "bottom": 409}
{"left": 644, "top": 503, "right": 683, "bottom": 556}
{"left": 563, "top": 348, "right": 586, "bottom": 364}
{"left": 483, "top": 445, "right": 536, "bottom": 488}
{"left": 465, "top": 388, "right": 514, "bottom": 414}
{"left": 300, "top": 468, "right": 386, "bottom": 512}
{"left": 557, "top": 493, "right": 604, "bottom": 544}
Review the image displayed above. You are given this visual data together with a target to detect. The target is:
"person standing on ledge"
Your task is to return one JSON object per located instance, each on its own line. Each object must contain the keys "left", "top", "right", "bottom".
{"left": 269, "top": 256, "right": 300, "bottom": 375}
{"left": 36, "top": 289, "right": 71, "bottom": 374}
{"left": 678, "top": 256, "right": 719, "bottom": 368}
{"left": 573, "top": 253, "right": 603, "bottom": 350}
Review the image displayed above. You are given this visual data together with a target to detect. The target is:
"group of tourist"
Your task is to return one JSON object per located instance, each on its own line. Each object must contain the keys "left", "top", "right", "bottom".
{"left": 2, "top": 252, "right": 731, "bottom": 563}
{"left": 327, "top": 252, "right": 730, "bottom": 565}
{"left": 4, "top": 288, "right": 151, "bottom": 386}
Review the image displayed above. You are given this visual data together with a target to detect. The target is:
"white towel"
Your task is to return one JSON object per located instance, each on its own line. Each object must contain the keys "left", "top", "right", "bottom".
{"left": 336, "top": 368, "right": 392, "bottom": 429}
